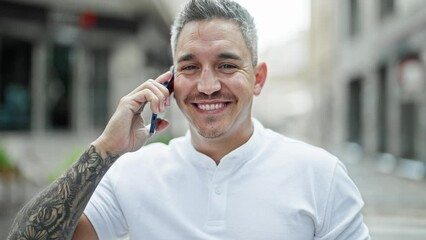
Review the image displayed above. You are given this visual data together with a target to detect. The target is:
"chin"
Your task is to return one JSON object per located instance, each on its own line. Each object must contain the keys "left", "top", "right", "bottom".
{"left": 197, "top": 129, "right": 225, "bottom": 139}
{"left": 193, "top": 122, "right": 228, "bottom": 139}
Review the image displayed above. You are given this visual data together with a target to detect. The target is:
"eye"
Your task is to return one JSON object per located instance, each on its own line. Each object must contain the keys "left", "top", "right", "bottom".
{"left": 219, "top": 64, "right": 237, "bottom": 69}
{"left": 218, "top": 63, "right": 238, "bottom": 73}
{"left": 181, "top": 65, "right": 198, "bottom": 71}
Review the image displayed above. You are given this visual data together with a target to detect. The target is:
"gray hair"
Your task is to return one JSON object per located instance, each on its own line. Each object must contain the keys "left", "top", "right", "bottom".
{"left": 170, "top": 0, "right": 258, "bottom": 66}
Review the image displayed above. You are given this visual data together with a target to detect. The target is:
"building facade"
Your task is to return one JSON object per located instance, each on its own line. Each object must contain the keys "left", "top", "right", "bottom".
{"left": 0, "top": 0, "right": 182, "bottom": 183}
{"left": 311, "top": 0, "right": 426, "bottom": 180}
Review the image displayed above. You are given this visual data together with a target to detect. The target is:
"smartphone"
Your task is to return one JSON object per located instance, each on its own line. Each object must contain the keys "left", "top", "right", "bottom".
{"left": 149, "top": 66, "right": 174, "bottom": 135}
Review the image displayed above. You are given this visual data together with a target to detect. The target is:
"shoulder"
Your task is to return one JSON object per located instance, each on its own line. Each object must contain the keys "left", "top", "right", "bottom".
{"left": 261, "top": 129, "right": 354, "bottom": 196}
{"left": 104, "top": 135, "right": 189, "bottom": 180}
{"left": 263, "top": 128, "right": 339, "bottom": 169}
{"left": 251, "top": 119, "right": 340, "bottom": 176}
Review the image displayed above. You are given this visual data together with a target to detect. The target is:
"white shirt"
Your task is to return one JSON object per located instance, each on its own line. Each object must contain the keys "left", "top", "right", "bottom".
{"left": 85, "top": 119, "right": 370, "bottom": 239}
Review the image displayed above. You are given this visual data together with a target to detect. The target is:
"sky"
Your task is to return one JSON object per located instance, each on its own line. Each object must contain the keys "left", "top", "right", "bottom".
{"left": 234, "top": 0, "right": 311, "bottom": 51}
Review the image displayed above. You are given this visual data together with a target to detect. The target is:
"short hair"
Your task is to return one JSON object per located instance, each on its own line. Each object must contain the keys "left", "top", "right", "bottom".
{"left": 170, "top": 0, "right": 258, "bottom": 66}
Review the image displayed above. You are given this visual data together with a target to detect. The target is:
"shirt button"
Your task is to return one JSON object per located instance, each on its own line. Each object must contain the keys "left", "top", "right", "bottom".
{"left": 215, "top": 186, "right": 222, "bottom": 195}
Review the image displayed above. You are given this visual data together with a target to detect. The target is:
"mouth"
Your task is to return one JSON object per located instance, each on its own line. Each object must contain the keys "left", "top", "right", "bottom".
{"left": 196, "top": 103, "right": 227, "bottom": 111}
{"left": 185, "top": 93, "right": 236, "bottom": 113}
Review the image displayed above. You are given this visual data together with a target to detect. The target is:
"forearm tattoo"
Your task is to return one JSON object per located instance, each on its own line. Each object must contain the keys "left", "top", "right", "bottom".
{"left": 8, "top": 145, "right": 119, "bottom": 239}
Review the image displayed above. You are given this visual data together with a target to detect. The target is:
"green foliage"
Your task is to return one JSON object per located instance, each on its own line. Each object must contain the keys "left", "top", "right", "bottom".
{"left": 0, "top": 146, "right": 14, "bottom": 170}
{"left": 148, "top": 133, "right": 174, "bottom": 145}
{"left": 48, "top": 148, "right": 83, "bottom": 183}
{"left": 47, "top": 133, "right": 175, "bottom": 183}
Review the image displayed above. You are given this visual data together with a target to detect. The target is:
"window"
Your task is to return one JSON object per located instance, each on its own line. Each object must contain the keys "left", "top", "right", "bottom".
{"left": 89, "top": 49, "right": 109, "bottom": 128}
{"left": 379, "top": 0, "right": 395, "bottom": 19}
{"left": 348, "top": 77, "right": 362, "bottom": 145}
{"left": 0, "top": 36, "right": 32, "bottom": 131}
{"left": 348, "top": 0, "right": 361, "bottom": 36}
{"left": 400, "top": 102, "right": 417, "bottom": 159}
{"left": 377, "top": 65, "right": 388, "bottom": 152}
{"left": 47, "top": 45, "right": 72, "bottom": 130}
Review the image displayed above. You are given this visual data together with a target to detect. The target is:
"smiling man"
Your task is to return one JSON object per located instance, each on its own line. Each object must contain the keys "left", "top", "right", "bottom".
{"left": 9, "top": 0, "right": 370, "bottom": 239}
{"left": 174, "top": 17, "right": 266, "bottom": 163}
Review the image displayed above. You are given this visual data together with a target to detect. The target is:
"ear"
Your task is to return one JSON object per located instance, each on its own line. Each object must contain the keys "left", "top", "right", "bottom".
{"left": 253, "top": 62, "right": 267, "bottom": 96}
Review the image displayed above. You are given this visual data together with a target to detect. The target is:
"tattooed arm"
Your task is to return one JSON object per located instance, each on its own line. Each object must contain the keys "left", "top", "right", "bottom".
{"left": 7, "top": 145, "right": 118, "bottom": 239}
{"left": 7, "top": 71, "right": 173, "bottom": 240}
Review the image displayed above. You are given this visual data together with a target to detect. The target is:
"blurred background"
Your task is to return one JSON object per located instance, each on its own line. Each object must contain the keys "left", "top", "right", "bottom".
{"left": 1, "top": 0, "right": 426, "bottom": 239}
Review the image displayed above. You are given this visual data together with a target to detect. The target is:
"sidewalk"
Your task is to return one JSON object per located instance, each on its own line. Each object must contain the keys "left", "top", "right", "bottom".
{"left": 345, "top": 159, "right": 426, "bottom": 240}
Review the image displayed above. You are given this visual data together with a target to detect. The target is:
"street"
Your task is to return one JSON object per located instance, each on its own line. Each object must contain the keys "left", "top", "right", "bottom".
{"left": 347, "top": 159, "right": 426, "bottom": 240}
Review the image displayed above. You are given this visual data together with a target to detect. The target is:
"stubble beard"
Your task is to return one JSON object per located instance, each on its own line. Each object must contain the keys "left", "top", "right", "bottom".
{"left": 196, "top": 115, "right": 226, "bottom": 139}
{"left": 184, "top": 91, "right": 236, "bottom": 139}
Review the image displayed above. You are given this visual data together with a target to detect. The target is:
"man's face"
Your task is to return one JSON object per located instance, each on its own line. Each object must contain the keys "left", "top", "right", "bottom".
{"left": 173, "top": 18, "right": 264, "bottom": 139}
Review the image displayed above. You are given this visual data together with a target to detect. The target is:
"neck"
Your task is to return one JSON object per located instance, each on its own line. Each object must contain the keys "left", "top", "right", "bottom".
{"left": 190, "top": 120, "right": 254, "bottom": 165}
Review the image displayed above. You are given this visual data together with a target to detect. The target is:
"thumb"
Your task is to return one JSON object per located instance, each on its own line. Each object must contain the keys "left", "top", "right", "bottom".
{"left": 154, "top": 118, "right": 170, "bottom": 134}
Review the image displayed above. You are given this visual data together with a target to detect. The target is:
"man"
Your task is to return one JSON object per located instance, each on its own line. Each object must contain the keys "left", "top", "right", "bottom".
{"left": 9, "top": 0, "right": 370, "bottom": 239}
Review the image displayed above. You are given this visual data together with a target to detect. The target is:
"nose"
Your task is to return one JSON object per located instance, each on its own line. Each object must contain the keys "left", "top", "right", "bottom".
{"left": 197, "top": 68, "right": 221, "bottom": 95}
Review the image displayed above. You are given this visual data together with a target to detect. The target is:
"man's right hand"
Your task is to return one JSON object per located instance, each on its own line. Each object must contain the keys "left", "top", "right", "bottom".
{"left": 92, "top": 71, "right": 173, "bottom": 157}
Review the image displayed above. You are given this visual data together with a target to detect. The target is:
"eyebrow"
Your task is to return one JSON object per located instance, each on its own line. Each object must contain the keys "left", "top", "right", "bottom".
{"left": 217, "top": 52, "right": 242, "bottom": 61}
{"left": 177, "top": 53, "right": 194, "bottom": 63}
{"left": 177, "top": 52, "right": 242, "bottom": 63}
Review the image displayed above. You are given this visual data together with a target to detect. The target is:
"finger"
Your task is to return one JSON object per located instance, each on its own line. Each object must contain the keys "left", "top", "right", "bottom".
{"left": 118, "top": 89, "right": 158, "bottom": 114}
{"left": 144, "top": 79, "right": 170, "bottom": 99}
{"left": 130, "top": 71, "right": 173, "bottom": 95}
{"left": 133, "top": 81, "right": 170, "bottom": 111}
{"left": 130, "top": 90, "right": 161, "bottom": 113}
{"left": 156, "top": 71, "right": 173, "bottom": 85}
{"left": 165, "top": 96, "right": 171, "bottom": 107}
{"left": 135, "top": 102, "right": 147, "bottom": 114}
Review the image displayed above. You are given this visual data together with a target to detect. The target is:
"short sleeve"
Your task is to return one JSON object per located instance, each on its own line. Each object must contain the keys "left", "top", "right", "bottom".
{"left": 84, "top": 163, "right": 129, "bottom": 240}
{"left": 315, "top": 161, "right": 371, "bottom": 240}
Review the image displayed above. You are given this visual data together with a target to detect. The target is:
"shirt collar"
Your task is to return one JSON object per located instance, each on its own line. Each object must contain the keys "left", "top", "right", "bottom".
{"left": 183, "top": 118, "right": 265, "bottom": 170}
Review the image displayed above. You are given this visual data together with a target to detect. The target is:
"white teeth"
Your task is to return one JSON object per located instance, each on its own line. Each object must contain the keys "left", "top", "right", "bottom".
{"left": 198, "top": 103, "right": 225, "bottom": 111}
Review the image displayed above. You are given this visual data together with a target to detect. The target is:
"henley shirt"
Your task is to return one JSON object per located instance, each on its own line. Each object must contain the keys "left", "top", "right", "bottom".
{"left": 84, "top": 119, "right": 370, "bottom": 239}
